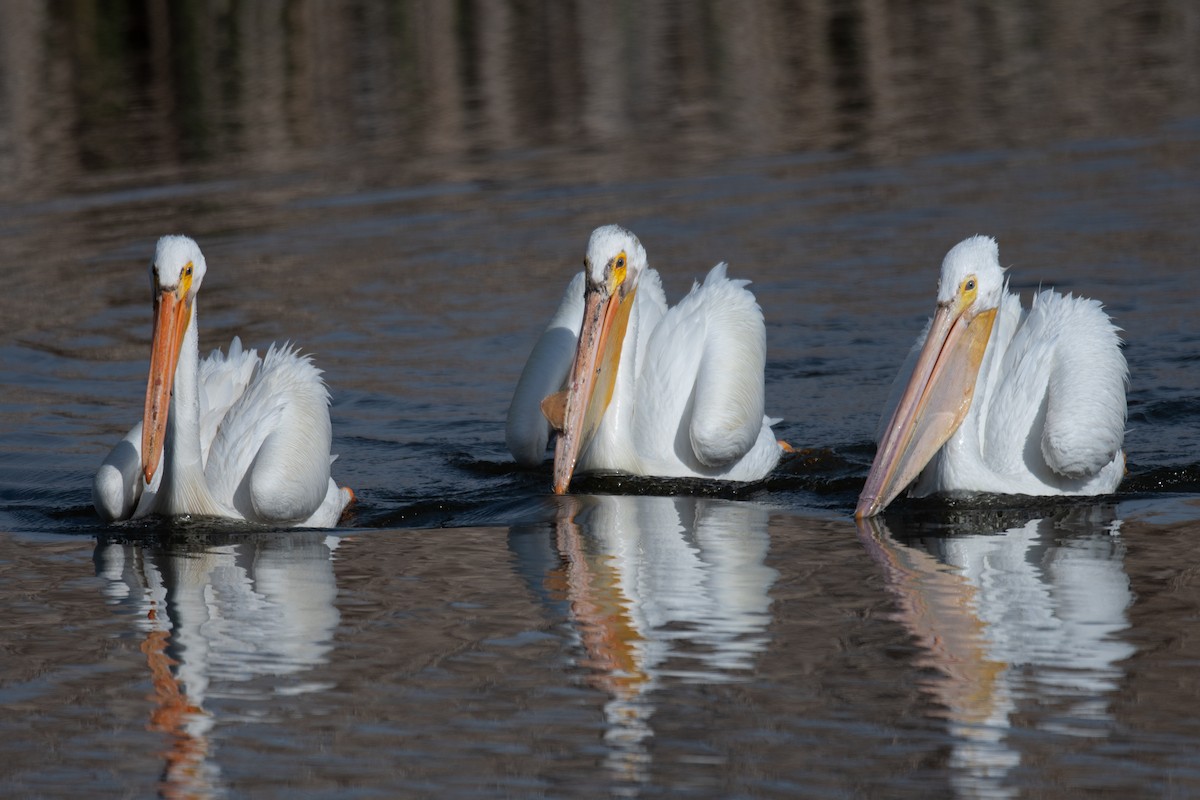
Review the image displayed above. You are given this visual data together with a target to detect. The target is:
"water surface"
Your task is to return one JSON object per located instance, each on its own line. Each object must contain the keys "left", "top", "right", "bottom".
{"left": 2, "top": 2, "right": 1200, "bottom": 797}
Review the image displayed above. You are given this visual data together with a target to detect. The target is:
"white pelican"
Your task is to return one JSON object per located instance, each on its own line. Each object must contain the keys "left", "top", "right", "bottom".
{"left": 856, "top": 236, "right": 1128, "bottom": 518}
{"left": 92, "top": 235, "right": 353, "bottom": 527}
{"left": 506, "top": 224, "right": 783, "bottom": 494}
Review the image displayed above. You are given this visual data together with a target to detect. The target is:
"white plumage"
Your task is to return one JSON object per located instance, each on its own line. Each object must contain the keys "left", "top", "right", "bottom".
{"left": 93, "top": 235, "right": 352, "bottom": 527}
{"left": 506, "top": 225, "right": 782, "bottom": 493}
{"left": 857, "top": 236, "right": 1127, "bottom": 517}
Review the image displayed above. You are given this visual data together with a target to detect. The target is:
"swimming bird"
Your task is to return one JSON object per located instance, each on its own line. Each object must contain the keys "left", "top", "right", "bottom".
{"left": 856, "top": 235, "right": 1127, "bottom": 518}
{"left": 506, "top": 224, "right": 783, "bottom": 494}
{"left": 93, "top": 235, "right": 353, "bottom": 527}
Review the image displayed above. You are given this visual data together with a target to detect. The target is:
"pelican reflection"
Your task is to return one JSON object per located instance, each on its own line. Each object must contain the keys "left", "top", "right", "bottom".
{"left": 512, "top": 494, "right": 776, "bottom": 787}
{"left": 857, "top": 509, "right": 1134, "bottom": 798}
{"left": 95, "top": 532, "right": 341, "bottom": 799}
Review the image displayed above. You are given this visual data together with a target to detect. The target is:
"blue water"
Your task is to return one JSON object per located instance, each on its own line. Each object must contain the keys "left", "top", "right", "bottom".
{"left": 3, "top": 3, "right": 1200, "bottom": 797}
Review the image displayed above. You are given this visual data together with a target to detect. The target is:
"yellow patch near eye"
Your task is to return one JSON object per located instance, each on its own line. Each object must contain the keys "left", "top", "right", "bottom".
{"left": 959, "top": 275, "right": 978, "bottom": 308}
{"left": 179, "top": 261, "right": 194, "bottom": 297}
{"left": 610, "top": 251, "right": 627, "bottom": 291}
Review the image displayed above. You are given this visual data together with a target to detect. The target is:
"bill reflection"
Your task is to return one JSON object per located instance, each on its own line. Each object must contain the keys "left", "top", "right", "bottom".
{"left": 857, "top": 508, "right": 1134, "bottom": 798}
{"left": 512, "top": 494, "right": 777, "bottom": 788}
{"left": 95, "top": 532, "right": 342, "bottom": 799}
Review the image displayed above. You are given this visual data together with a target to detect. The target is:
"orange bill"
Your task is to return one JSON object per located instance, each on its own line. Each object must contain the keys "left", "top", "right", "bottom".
{"left": 141, "top": 289, "right": 191, "bottom": 484}
{"left": 856, "top": 303, "right": 996, "bottom": 518}
{"left": 549, "top": 284, "right": 636, "bottom": 494}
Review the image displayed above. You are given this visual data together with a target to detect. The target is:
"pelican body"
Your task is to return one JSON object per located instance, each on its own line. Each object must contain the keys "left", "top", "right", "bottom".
{"left": 506, "top": 225, "right": 782, "bottom": 493}
{"left": 856, "top": 236, "right": 1127, "bottom": 518}
{"left": 93, "top": 236, "right": 352, "bottom": 527}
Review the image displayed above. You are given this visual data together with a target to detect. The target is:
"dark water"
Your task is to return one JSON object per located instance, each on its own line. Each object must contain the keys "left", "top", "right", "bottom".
{"left": 3, "top": 2, "right": 1200, "bottom": 797}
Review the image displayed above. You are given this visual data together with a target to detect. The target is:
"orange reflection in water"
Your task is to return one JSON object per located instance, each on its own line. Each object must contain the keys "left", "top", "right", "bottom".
{"left": 546, "top": 497, "right": 650, "bottom": 700}
{"left": 140, "top": 603, "right": 214, "bottom": 800}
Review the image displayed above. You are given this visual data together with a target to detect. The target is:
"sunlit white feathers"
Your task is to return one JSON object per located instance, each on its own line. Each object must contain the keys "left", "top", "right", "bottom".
{"left": 154, "top": 234, "right": 207, "bottom": 292}
{"left": 857, "top": 235, "right": 1128, "bottom": 517}
{"left": 937, "top": 235, "right": 1005, "bottom": 308}
{"left": 93, "top": 235, "right": 352, "bottom": 527}
{"left": 586, "top": 224, "right": 647, "bottom": 286}
{"left": 507, "top": 225, "right": 782, "bottom": 492}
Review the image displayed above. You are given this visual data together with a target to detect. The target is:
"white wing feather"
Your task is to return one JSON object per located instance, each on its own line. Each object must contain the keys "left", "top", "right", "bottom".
{"left": 1008, "top": 291, "right": 1127, "bottom": 478}
{"left": 198, "top": 336, "right": 261, "bottom": 466}
{"left": 903, "top": 285, "right": 1127, "bottom": 498}
{"left": 204, "top": 342, "right": 335, "bottom": 522}
{"left": 507, "top": 262, "right": 780, "bottom": 482}
{"left": 92, "top": 422, "right": 144, "bottom": 522}
{"left": 686, "top": 264, "right": 768, "bottom": 465}
{"left": 505, "top": 271, "right": 586, "bottom": 466}
{"left": 635, "top": 263, "right": 773, "bottom": 472}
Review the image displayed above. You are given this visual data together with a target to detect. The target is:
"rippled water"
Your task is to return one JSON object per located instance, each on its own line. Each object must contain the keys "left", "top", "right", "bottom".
{"left": 3, "top": 2, "right": 1200, "bottom": 797}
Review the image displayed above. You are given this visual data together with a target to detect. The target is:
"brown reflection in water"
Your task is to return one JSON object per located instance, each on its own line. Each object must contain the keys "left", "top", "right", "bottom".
{"left": 541, "top": 494, "right": 777, "bottom": 788}
{"left": 856, "top": 515, "right": 1024, "bottom": 797}
{"left": 856, "top": 517, "right": 1004, "bottom": 729}
{"left": 140, "top": 603, "right": 213, "bottom": 800}
{"left": 2, "top": 1, "right": 1197, "bottom": 196}
{"left": 547, "top": 496, "right": 653, "bottom": 785}
{"left": 95, "top": 535, "right": 343, "bottom": 800}
{"left": 1111, "top": 506, "right": 1200, "bottom": 746}
{"left": 548, "top": 497, "right": 650, "bottom": 700}
{"left": 857, "top": 509, "right": 1135, "bottom": 797}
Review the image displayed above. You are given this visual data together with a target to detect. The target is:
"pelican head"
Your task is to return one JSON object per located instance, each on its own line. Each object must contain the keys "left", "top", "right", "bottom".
{"left": 856, "top": 235, "right": 1005, "bottom": 518}
{"left": 544, "top": 224, "right": 647, "bottom": 494}
{"left": 141, "top": 235, "right": 207, "bottom": 484}
{"left": 934, "top": 235, "right": 1004, "bottom": 311}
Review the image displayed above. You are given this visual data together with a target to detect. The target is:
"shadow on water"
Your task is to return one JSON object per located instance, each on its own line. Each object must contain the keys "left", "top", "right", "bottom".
{"left": 340, "top": 445, "right": 1200, "bottom": 532}
{"left": 361, "top": 446, "right": 859, "bottom": 530}
{"left": 866, "top": 494, "right": 1125, "bottom": 537}
{"left": 27, "top": 449, "right": 1200, "bottom": 536}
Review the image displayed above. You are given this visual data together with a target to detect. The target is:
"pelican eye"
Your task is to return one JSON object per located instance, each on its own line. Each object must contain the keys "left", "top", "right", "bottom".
{"left": 608, "top": 250, "right": 629, "bottom": 292}
{"left": 177, "top": 260, "right": 197, "bottom": 297}
{"left": 965, "top": 278, "right": 976, "bottom": 291}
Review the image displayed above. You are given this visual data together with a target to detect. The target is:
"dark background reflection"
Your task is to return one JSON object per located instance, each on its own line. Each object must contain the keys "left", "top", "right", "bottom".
{"left": 4, "top": 0, "right": 1197, "bottom": 197}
